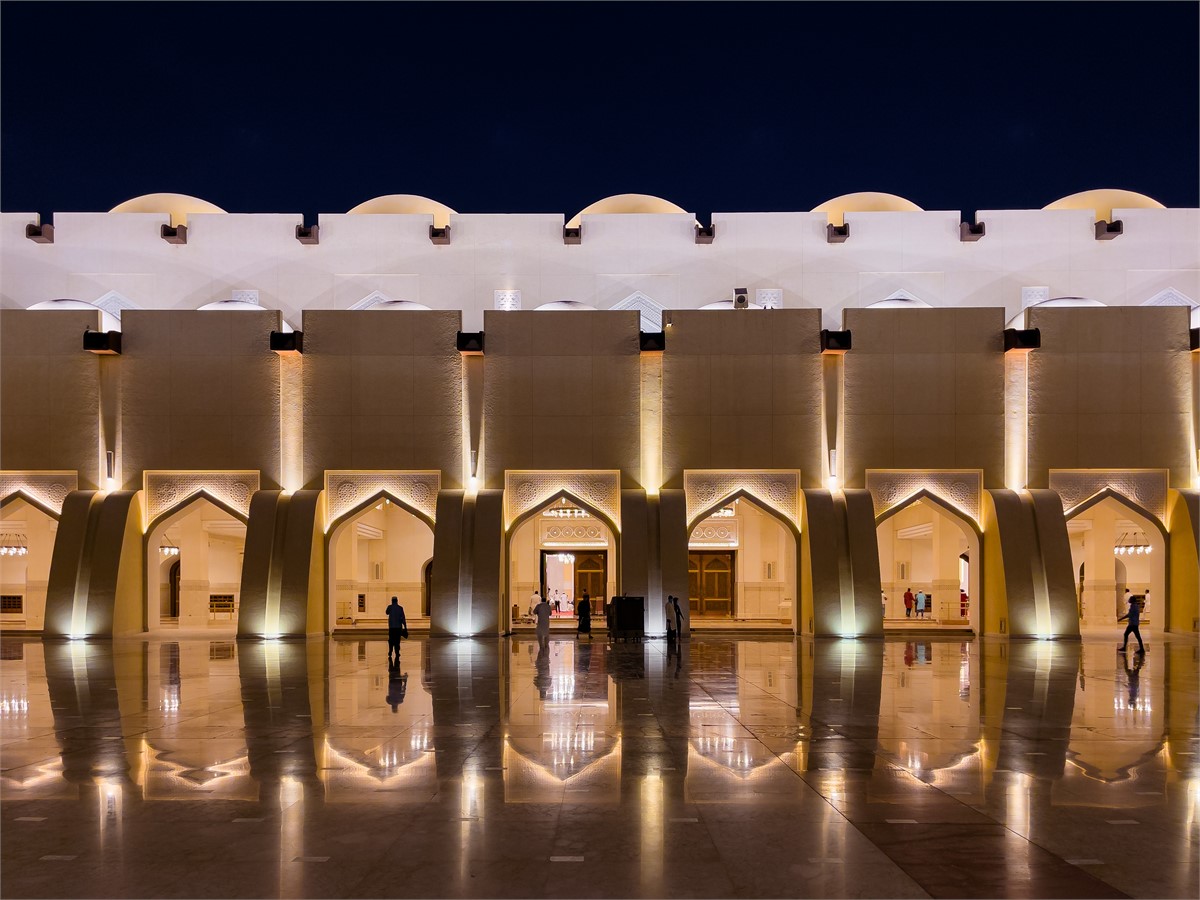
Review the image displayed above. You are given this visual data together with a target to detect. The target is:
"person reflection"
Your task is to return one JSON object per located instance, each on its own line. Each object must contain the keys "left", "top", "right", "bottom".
{"left": 1122, "top": 651, "right": 1144, "bottom": 708}
{"left": 533, "top": 643, "right": 552, "bottom": 700}
{"left": 666, "top": 635, "right": 684, "bottom": 678}
{"left": 386, "top": 666, "right": 409, "bottom": 712}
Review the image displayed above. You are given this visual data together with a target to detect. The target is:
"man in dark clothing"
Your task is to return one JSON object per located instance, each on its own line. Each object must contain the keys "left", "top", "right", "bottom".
{"left": 386, "top": 596, "right": 408, "bottom": 666}
{"left": 672, "top": 596, "right": 684, "bottom": 639}
{"left": 1117, "top": 593, "right": 1146, "bottom": 654}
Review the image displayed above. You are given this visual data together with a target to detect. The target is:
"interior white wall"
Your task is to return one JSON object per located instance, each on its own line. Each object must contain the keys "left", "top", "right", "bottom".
{"left": 3, "top": 207, "right": 1195, "bottom": 331}
{"left": 508, "top": 511, "right": 615, "bottom": 627}
{"left": 689, "top": 499, "right": 796, "bottom": 622}
{"left": 146, "top": 498, "right": 245, "bottom": 631}
{"left": 878, "top": 501, "right": 978, "bottom": 625}
{"left": 0, "top": 498, "right": 56, "bottom": 631}
{"left": 1068, "top": 497, "right": 1166, "bottom": 630}
{"left": 329, "top": 501, "right": 435, "bottom": 624}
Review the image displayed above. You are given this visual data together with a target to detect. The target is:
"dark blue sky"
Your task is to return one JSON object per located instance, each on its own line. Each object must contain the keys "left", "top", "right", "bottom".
{"left": 3, "top": 2, "right": 1197, "bottom": 221}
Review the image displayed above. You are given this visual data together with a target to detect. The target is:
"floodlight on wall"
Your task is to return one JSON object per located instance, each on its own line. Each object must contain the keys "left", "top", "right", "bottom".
{"left": 1095, "top": 219, "right": 1123, "bottom": 240}
{"left": 25, "top": 223, "right": 53, "bottom": 243}
{"left": 639, "top": 331, "right": 666, "bottom": 353}
{"left": 820, "top": 329, "right": 852, "bottom": 353}
{"left": 83, "top": 330, "right": 122, "bottom": 355}
{"left": 295, "top": 223, "right": 319, "bottom": 245}
{"left": 959, "top": 221, "right": 986, "bottom": 242}
{"left": 1003, "top": 328, "right": 1041, "bottom": 352}
{"left": 270, "top": 331, "right": 303, "bottom": 355}
{"left": 457, "top": 331, "right": 484, "bottom": 355}
{"left": 1190, "top": 328, "right": 1199, "bottom": 352}
{"left": 826, "top": 222, "right": 850, "bottom": 243}
{"left": 732, "top": 288, "right": 749, "bottom": 309}
{"left": 429, "top": 225, "right": 451, "bottom": 245}
{"left": 695, "top": 223, "right": 715, "bottom": 245}
{"left": 0, "top": 534, "right": 29, "bottom": 556}
{"left": 563, "top": 226, "right": 582, "bottom": 245}
{"left": 161, "top": 224, "right": 188, "bottom": 244}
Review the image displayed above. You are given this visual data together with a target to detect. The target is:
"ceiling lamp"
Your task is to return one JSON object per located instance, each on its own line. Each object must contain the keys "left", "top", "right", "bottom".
{"left": 545, "top": 506, "right": 589, "bottom": 519}
{"left": 556, "top": 553, "right": 576, "bottom": 565}
{"left": 1113, "top": 532, "right": 1151, "bottom": 556}
{"left": 0, "top": 534, "right": 28, "bottom": 556}
{"left": 159, "top": 539, "right": 180, "bottom": 557}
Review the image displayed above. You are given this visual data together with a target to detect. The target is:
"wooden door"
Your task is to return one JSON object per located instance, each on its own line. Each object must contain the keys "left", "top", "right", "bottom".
{"left": 575, "top": 552, "right": 607, "bottom": 605}
{"left": 688, "top": 552, "right": 734, "bottom": 617}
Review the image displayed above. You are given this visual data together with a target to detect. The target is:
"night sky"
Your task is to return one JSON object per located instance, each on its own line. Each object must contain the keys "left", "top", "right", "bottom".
{"left": 2, "top": 2, "right": 1197, "bottom": 222}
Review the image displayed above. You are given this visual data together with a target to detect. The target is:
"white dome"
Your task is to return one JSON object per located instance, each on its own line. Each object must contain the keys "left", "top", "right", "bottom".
{"left": 867, "top": 298, "right": 933, "bottom": 309}
{"left": 699, "top": 300, "right": 764, "bottom": 310}
{"left": 1007, "top": 296, "right": 1107, "bottom": 328}
{"left": 371, "top": 300, "right": 433, "bottom": 311}
{"left": 197, "top": 299, "right": 294, "bottom": 332}
{"left": 27, "top": 299, "right": 121, "bottom": 332}
{"left": 534, "top": 300, "right": 597, "bottom": 311}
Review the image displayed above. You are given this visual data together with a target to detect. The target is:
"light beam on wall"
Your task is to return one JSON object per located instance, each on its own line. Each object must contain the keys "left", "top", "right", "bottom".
{"left": 1005, "top": 353, "right": 1030, "bottom": 490}
{"left": 640, "top": 354, "right": 663, "bottom": 495}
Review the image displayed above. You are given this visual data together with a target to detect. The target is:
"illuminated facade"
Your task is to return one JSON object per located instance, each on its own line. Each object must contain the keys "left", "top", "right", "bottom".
{"left": 1, "top": 190, "right": 1197, "bottom": 639}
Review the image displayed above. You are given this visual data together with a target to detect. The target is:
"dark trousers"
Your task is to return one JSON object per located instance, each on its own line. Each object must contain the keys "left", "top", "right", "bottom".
{"left": 905, "top": 606, "right": 911, "bottom": 617}
{"left": 1122, "top": 621, "right": 1145, "bottom": 651}
{"left": 388, "top": 628, "right": 404, "bottom": 657}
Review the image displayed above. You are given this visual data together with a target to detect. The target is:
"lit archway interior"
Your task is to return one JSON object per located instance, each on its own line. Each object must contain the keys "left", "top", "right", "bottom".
{"left": 1067, "top": 496, "right": 1165, "bottom": 631}
{"left": 328, "top": 498, "right": 435, "bottom": 630}
{"left": 877, "top": 498, "right": 981, "bottom": 630}
{"left": 508, "top": 497, "right": 616, "bottom": 631}
{"left": 0, "top": 497, "right": 58, "bottom": 631}
{"left": 145, "top": 498, "right": 246, "bottom": 631}
{"left": 688, "top": 496, "right": 796, "bottom": 627}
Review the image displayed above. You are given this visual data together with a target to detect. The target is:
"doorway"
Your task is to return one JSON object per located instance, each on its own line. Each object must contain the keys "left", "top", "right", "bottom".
{"left": 168, "top": 560, "right": 181, "bottom": 619}
{"left": 539, "top": 550, "right": 608, "bottom": 615}
{"left": 689, "top": 552, "right": 735, "bottom": 618}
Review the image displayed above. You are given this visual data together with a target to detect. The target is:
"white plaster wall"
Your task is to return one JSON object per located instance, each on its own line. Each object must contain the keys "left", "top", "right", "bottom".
{"left": 0, "top": 497, "right": 55, "bottom": 631}
{"left": 1068, "top": 498, "right": 1164, "bottom": 629}
{"left": 330, "top": 503, "right": 435, "bottom": 622}
{"left": 878, "top": 503, "right": 972, "bottom": 620}
{"left": 4, "top": 208, "right": 1196, "bottom": 331}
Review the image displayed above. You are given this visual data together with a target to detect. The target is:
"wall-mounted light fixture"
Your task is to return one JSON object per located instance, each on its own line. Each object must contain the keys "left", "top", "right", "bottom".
{"left": 1003, "top": 328, "right": 1041, "bottom": 352}
{"left": 270, "top": 331, "right": 303, "bottom": 355}
{"left": 694, "top": 223, "right": 715, "bottom": 245}
{"left": 820, "top": 329, "right": 852, "bottom": 353}
{"left": 960, "top": 220, "right": 986, "bottom": 242}
{"left": 161, "top": 224, "right": 187, "bottom": 244}
{"left": 429, "top": 225, "right": 451, "bottom": 245}
{"left": 83, "top": 330, "right": 122, "bottom": 355}
{"left": 826, "top": 222, "right": 850, "bottom": 243}
{"left": 1095, "top": 219, "right": 1123, "bottom": 240}
{"left": 457, "top": 332, "right": 484, "bottom": 355}
{"left": 25, "top": 222, "right": 53, "bottom": 243}
{"left": 295, "top": 223, "right": 319, "bottom": 245}
{"left": 563, "top": 226, "right": 581, "bottom": 245}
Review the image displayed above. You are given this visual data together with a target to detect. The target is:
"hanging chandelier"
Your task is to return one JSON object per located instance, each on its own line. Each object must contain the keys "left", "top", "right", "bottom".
{"left": 1113, "top": 532, "right": 1151, "bottom": 556}
{"left": 0, "top": 534, "right": 28, "bottom": 556}
{"left": 556, "top": 553, "right": 576, "bottom": 564}
{"left": 159, "top": 538, "right": 180, "bottom": 557}
{"left": 545, "top": 506, "right": 589, "bottom": 519}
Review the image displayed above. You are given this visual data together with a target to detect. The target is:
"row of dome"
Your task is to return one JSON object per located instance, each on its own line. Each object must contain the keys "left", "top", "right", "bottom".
{"left": 104, "top": 189, "right": 1168, "bottom": 228}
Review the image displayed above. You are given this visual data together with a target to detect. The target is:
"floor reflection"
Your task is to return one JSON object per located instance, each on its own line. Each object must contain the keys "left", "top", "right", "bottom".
{"left": 1, "top": 632, "right": 1196, "bottom": 899}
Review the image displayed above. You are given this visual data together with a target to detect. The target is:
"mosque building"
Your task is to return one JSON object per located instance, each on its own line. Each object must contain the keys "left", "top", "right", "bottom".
{"left": 1, "top": 189, "right": 1197, "bottom": 641}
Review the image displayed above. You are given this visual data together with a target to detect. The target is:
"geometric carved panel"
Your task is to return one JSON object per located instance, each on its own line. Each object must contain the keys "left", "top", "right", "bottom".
{"left": 324, "top": 470, "right": 441, "bottom": 528}
{"left": 1049, "top": 469, "right": 1169, "bottom": 527}
{"left": 504, "top": 471, "right": 621, "bottom": 532}
{"left": 0, "top": 470, "right": 79, "bottom": 517}
{"left": 539, "top": 520, "right": 609, "bottom": 546}
{"left": 866, "top": 469, "right": 983, "bottom": 527}
{"left": 684, "top": 470, "right": 801, "bottom": 531}
{"left": 143, "top": 470, "right": 260, "bottom": 527}
{"left": 688, "top": 518, "right": 739, "bottom": 547}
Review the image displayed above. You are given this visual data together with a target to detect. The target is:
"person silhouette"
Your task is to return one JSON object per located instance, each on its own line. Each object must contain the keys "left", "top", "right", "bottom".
{"left": 1117, "top": 593, "right": 1146, "bottom": 654}
{"left": 386, "top": 596, "right": 408, "bottom": 666}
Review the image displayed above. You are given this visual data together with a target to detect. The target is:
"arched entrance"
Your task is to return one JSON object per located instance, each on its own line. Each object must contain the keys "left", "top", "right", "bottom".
{"left": 0, "top": 495, "right": 59, "bottom": 632}
{"left": 876, "top": 492, "right": 982, "bottom": 632}
{"left": 1065, "top": 492, "right": 1167, "bottom": 631}
{"left": 326, "top": 493, "right": 435, "bottom": 632}
{"left": 144, "top": 495, "right": 248, "bottom": 631}
{"left": 686, "top": 492, "right": 799, "bottom": 629}
{"left": 505, "top": 493, "right": 619, "bottom": 633}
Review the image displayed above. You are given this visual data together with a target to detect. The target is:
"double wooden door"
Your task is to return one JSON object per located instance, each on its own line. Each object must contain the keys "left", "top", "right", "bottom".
{"left": 689, "top": 552, "right": 734, "bottom": 617}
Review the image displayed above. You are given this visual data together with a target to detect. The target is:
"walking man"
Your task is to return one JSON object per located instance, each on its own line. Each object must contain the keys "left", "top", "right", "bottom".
{"left": 1118, "top": 593, "right": 1146, "bottom": 654}
{"left": 903, "top": 588, "right": 914, "bottom": 618}
{"left": 386, "top": 596, "right": 408, "bottom": 667}
{"left": 664, "top": 595, "right": 677, "bottom": 644}
{"left": 534, "top": 592, "right": 553, "bottom": 649}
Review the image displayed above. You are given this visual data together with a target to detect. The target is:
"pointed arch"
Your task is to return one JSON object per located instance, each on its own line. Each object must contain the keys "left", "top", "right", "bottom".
{"left": 326, "top": 488, "right": 436, "bottom": 536}
{"left": 1062, "top": 487, "right": 1168, "bottom": 541}
{"left": 0, "top": 490, "right": 61, "bottom": 521}
{"left": 144, "top": 489, "right": 249, "bottom": 537}
{"left": 688, "top": 488, "right": 801, "bottom": 543}
{"left": 875, "top": 488, "right": 983, "bottom": 536}
{"left": 506, "top": 487, "right": 619, "bottom": 540}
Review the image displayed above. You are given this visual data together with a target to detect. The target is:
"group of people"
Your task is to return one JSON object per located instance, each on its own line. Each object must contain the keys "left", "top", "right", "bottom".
{"left": 528, "top": 588, "right": 574, "bottom": 617}
{"left": 529, "top": 588, "right": 593, "bottom": 648}
{"left": 902, "top": 588, "right": 929, "bottom": 619}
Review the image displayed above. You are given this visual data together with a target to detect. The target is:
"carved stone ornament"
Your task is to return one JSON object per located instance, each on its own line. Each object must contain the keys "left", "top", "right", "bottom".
{"left": 0, "top": 471, "right": 79, "bottom": 517}
{"left": 539, "top": 520, "right": 609, "bottom": 545}
{"left": 689, "top": 520, "right": 739, "bottom": 546}
{"left": 144, "top": 470, "right": 260, "bottom": 526}
{"left": 866, "top": 470, "right": 983, "bottom": 526}
{"left": 504, "top": 471, "right": 621, "bottom": 531}
{"left": 683, "top": 470, "right": 801, "bottom": 531}
{"left": 324, "top": 470, "right": 441, "bottom": 527}
{"left": 1049, "top": 469, "right": 1169, "bottom": 526}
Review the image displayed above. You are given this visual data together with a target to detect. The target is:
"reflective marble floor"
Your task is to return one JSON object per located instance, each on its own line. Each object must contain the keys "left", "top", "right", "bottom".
{"left": 1, "top": 633, "right": 1197, "bottom": 899}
